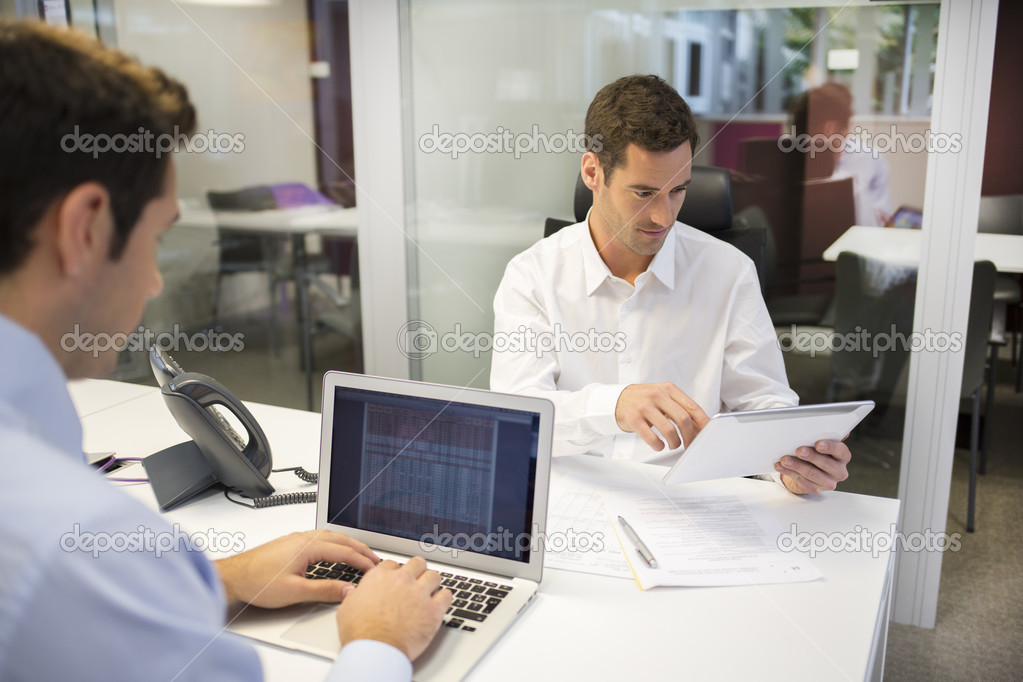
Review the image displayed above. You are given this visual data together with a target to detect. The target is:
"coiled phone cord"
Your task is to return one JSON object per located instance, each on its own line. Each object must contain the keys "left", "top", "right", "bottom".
{"left": 223, "top": 467, "right": 318, "bottom": 508}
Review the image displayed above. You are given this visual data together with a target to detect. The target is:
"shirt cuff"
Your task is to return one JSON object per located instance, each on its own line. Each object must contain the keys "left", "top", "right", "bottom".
{"left": 327, "top": 639, "right": 412, "bottom": 682}
{"left": 582, "top": 383, "right": 629, "bottom": 436}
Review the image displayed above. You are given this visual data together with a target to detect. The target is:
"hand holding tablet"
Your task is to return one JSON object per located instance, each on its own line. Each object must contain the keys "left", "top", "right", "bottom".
{"left": 662, "top": 401, "right": 874, "bottom": 487}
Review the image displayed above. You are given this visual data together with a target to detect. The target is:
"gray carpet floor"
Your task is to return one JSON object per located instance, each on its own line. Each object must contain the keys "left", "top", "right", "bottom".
{"left": 882, "top": 352, "right": 1023, "bottom": 681}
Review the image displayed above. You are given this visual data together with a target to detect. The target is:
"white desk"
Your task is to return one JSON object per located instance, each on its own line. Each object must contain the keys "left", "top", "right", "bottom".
{"left": 77, "top": 380, "right": 900, "bottom": 681}
{"left": 823, "top": 225, "right": 1023, "bottom": 273}
{"left": 67, "top": 377, "right": 156, "bottom": 418}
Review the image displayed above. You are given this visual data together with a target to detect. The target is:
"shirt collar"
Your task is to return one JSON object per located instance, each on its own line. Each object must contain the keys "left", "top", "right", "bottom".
{"left": 0, "top": 313, "right": 83, "bottom": 459}
{"left": 581, "top": 209, "right": 677, "bottom": 294}
{"left": 646, "top": 228, "right": 677, "bottom": 290}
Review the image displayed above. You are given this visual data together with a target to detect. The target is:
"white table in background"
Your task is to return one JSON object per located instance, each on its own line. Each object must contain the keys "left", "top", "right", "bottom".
{"left": 823, "top": 225, "right": 1023, "bottom": 273}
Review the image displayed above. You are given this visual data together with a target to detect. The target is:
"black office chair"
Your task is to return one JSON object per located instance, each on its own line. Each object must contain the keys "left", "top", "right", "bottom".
{"left": 828, "top": 252, "right": 997, "bottom": 532}
{"left": 734, "top": 205, "right": 832, "bottom": 327}
{"left": 306, "top": 240, "right": 363, "bottom": 409}
{"left": 544, "top": 166, "right": 767, "bottom": 293}
{"left": 960, "top": 260, "right": 997, "bottom": 531}
{"left": 978, "top": 195, "right": 1023, "bottom": 393}
{"left": 827, "top": 252, "right": 918, "bottom": 405}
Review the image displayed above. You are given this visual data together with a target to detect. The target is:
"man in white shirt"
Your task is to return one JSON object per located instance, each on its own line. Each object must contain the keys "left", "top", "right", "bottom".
{"left": 0, "top": 20, "right": 448, "bottom": 681}
{"left": 790, "top": 82, "right": 893, "bottom": 226}
{"left": 491, "top": 75, "right": 851, "bottom": 495}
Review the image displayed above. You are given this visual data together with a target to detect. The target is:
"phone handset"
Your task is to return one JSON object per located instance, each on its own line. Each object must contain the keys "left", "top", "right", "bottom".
{"left": 145, "top": 347, "right": 317, "bottom": 510}
{"left": 161, "top": 373, "right": 274, "bottom": 497}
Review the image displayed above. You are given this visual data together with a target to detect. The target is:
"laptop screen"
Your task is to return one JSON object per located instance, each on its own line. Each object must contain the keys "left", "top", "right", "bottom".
{"left": 325, "top": 386, "right": 541, "bottom": 563}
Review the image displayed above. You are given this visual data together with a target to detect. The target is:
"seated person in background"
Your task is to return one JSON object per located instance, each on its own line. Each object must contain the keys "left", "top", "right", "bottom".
{"left": 490, "top": 74, "right": 851, "bottom": 495}
{"left": 0, "top": 20, "right": 449, "bottom": 682}
{"left": 789, "top": 82, "right": 893, "bottom": 227}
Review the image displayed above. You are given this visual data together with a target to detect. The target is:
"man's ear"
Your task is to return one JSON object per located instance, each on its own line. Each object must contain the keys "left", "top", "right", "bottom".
{"left": 581, "top": 151, "right": 603, "bottom": 192}
{"left": 54, "top": 183, "right": 113, "bottom": 279}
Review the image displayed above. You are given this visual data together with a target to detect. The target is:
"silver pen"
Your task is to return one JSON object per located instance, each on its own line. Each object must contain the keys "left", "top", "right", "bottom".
{"left": 618, "top": 515, "right": 659, "bottom": 569}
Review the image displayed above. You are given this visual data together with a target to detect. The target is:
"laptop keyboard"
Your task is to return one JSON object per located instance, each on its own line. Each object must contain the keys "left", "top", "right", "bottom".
{"left": 306, "top": 561, "right": 514, "bottom": 633}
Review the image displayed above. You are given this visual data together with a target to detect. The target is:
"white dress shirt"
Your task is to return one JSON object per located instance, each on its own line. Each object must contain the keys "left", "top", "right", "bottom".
{"left": 834, "top": 145, "right": 892, "bottom": 226}
{"left": 491, "top": 218, "right": 798, "bottom": 464}
{"left": 0, "top": 312, "right": 410, "bottom": 682}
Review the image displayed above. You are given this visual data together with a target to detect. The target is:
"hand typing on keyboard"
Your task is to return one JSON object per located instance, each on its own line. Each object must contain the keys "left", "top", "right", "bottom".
{"left": 308, "top": 561, "right": 515, "bottom": 634}
{"left": 335, "top": 556, "right": 453, "bottom": 662}
{"left": 215, "top": 529, "right": 379, "bottom": 608}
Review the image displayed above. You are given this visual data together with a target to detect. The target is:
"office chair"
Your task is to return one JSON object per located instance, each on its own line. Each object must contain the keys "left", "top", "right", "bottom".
{"left": 828, "top": 253, "right": 996, "bottom": 531}
{"left": 305, "top": 239, "right": 362, "bottom": 409}
{"left": 734, "top": 135, "right": 858, "bottom": 300}
{"left": 544, "top": 166, "right": 767, "bottom": 293}
{"left": 206, "top": 187, "right": 290, "bottom": 354}
{"left": 734, "top": 205, "right": 832, "bottom": 327}
{"left": 960, "top": 260, "right": 997, "bottom": 531}
{"left": 797, "top": 176, "right": 856, "bottom": 293}
{"left": 827, "top": 252, "right": 918, "bottom": 405}
{"left": 978, "top": 195, "right": 1023, "bottom": 393}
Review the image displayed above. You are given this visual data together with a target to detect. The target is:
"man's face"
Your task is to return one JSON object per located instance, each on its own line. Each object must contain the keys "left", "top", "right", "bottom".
{"left": 77, "top": 160, "right": 177, "bottom": 377}
{"left": 591, "top": 142, "right": 693, "bottom": 258}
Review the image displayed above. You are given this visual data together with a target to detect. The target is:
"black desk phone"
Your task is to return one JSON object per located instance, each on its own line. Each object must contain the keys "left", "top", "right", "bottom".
{"left": 144, "top": 347, "right": 316, "bottom": 511}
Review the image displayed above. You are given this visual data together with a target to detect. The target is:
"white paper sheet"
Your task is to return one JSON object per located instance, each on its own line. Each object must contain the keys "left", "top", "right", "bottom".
{"left": 601, "top": 488, "right": 822, "bottom": 589}
{"left": 543, "top": 475, "right": 632, "bottom": 579}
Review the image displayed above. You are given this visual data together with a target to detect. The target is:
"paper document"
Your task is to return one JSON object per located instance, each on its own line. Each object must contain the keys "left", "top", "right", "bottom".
{"left": 602, "top": 487, "right": 822, "bottom": 590}
{"left": 544, "top": 476, "right": 632, "bottom": 579}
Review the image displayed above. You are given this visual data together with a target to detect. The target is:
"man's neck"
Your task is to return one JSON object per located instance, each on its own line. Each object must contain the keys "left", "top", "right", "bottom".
{"left": 587, "top": 217, "right": 655, "bottom": 286}
{"left": 0, "top": 276, "right": 72, "bottom": 378}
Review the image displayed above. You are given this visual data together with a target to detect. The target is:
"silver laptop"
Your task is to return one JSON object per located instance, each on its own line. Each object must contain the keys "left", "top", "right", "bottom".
{"left": 228, "top": 371, "right": 554, "bottom": 681}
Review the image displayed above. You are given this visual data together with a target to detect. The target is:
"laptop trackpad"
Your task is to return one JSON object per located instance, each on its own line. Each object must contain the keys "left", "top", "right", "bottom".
{"left": 281, "top": 604, "right": 465, "bottom": 680}
{"left": 411, "top": 626, "right": 463, "bottom": 678}
{"left": 281, "top": 604, "right": 342, "bottom": 654}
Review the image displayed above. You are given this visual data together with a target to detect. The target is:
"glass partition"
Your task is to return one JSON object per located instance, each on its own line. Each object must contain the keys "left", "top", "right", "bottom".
{"left": 0, "top": 0, "right": 363, "bottom": 412}
{"left": 406, "top": 1, "right": 942, "bottom": 499}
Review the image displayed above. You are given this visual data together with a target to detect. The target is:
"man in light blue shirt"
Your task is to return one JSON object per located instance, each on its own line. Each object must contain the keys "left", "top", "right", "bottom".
{"left": 0, "top": 20, "right": 450, "bottom": 681}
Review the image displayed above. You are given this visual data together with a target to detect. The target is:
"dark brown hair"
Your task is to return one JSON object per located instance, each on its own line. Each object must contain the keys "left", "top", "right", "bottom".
{"left": 584, "top": 74, "right": 700, "bottom": 184}
{"left": 0, "top": 20, "right": 196, "bottom": 275}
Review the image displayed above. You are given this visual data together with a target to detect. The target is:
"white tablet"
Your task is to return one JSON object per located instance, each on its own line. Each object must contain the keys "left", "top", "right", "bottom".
{"left": 662, "top": 401, "right": 875, "bottom": 486}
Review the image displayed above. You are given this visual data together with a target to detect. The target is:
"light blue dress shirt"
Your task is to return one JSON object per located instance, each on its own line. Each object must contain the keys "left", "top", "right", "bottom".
{"left": 0, "top": 313, "right": 411, "bottom": 682}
